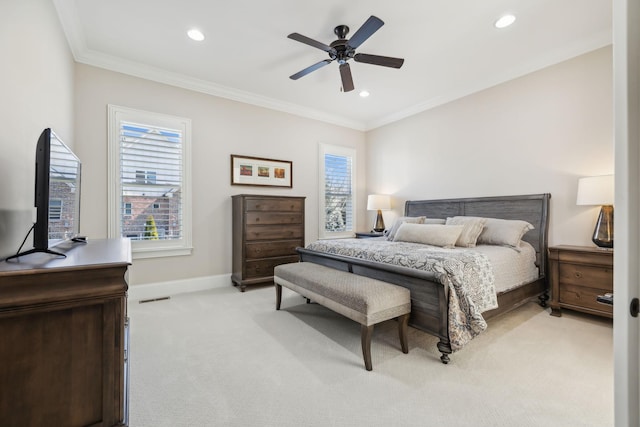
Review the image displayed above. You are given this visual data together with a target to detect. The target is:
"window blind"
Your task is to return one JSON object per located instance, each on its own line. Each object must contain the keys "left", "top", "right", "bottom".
{"left": 324, "top": 153, "right": 353, "bottom": 232}
{"left": 119, "top": 122, "right": 183, "bottom": 241}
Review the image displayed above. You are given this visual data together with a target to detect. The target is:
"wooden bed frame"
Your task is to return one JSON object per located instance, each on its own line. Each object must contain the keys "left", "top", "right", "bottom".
{"left": 297, "top": 193, "right": 551, "bottom": 363}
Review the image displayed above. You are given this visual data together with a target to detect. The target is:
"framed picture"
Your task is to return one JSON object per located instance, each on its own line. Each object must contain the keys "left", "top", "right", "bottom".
{"left": 230, "top": 154, "right": 293, "bottom": 188}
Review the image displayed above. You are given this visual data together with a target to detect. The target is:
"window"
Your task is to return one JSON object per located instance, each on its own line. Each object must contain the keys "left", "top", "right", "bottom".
{"left": 136, "top": 170, "right": 157, "bottom": 184}
{"left": 49, "top": 199, "right": 62, "bottom": 220}
{"left": 318, "top": 143, "right": 356, "bottom": 239}
{"left": 108, "top": 105, "right": 192, "bottom": 258}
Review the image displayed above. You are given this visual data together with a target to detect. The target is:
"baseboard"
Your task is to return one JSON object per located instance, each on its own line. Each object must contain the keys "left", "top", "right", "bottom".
{"left": 127, "top": 273, "right": 231, "bottom": 302}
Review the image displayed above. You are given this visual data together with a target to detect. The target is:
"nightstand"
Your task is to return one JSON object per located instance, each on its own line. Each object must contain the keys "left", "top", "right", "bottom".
{"left": 548, "top": 245, "right": 613, "bottom": 318}
{"left": 355, "top": 232, "right": 385, "bottom": 239}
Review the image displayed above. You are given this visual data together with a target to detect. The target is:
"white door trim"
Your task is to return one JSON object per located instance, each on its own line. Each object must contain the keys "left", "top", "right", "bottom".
{"left": 613, "top": 1, "right": 640, "bottom": 425}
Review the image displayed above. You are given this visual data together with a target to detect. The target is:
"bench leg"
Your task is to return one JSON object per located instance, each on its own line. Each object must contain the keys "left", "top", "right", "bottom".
{"left": 398, "top": 313, "right": 409, "bottom": 354}
{"left": 275, "top": 283, "right": 282, "bottom": 310}
{"left": 361, "top": 324, "right": 374, "bottom": 371}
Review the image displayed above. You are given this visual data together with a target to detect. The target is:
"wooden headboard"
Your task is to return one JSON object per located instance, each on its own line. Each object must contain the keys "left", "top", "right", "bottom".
{"left": 405, "top": 193, "right": 551, "bottom": 278}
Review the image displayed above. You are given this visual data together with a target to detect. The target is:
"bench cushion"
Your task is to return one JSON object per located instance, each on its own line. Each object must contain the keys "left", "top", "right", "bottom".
{"left": 274, "top": 262, "right": 411, "bottom": 326}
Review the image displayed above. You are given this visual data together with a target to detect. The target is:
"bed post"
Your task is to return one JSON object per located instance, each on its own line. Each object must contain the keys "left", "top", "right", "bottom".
{"left": 437, "top": 341, "right": 452, "bottom": 364}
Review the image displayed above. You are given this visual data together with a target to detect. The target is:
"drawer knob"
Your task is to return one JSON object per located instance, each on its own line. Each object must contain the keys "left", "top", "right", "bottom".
{"left": 574, "top": 271, "right": 583, "bottom": 279}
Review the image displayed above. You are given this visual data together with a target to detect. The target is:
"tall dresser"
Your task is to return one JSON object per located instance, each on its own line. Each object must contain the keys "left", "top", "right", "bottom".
{"left": 232, "top": 194, "right": 305, "bottom": 291}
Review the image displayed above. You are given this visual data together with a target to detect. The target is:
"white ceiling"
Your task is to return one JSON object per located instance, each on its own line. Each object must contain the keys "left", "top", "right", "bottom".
{"left": 52, "top": 0, "right": 612, "bottom": 131}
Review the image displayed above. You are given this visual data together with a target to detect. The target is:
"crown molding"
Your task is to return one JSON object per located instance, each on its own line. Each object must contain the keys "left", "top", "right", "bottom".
{"left": 53, "top": 0, "right": 610, "bottom": 133}
{"left": 74, "top": 48, "right": 367, "bottom": 131}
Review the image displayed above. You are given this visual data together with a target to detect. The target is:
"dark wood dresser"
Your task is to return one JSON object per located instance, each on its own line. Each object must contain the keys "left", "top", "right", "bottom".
{"left": 0, "top": 238, "right": 131, "bottom": 427}
{"left": 232, "top": 194, "right": 305, "bottom": 291}
{"left": 548, "top": 245, "right": 613, "bottom": 318}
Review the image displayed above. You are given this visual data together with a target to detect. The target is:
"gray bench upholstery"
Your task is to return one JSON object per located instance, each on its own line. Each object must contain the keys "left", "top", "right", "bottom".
{"left": 273, "top": 262, "right": 411, "bottom": 371}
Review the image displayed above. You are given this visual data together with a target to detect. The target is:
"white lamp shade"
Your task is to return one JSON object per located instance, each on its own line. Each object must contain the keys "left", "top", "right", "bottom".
{"left": 576, "top": 174, "right": 614, "bottom": 206}
{"left": 367, "top": 194, "right": 391, "bottom": 211}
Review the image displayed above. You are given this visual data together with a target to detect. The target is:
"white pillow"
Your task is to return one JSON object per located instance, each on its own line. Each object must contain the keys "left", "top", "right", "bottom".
{"left": 476, "top": 217, "right": 534, "bottom": 248}
{"left": 393, "top": 223, "right": 464, "bottom": 249}
{"left": 445, "top": 216, "right": 486, "bottom": 248}
{"left": 423, "top": 218, "right": 446, "bottom": 225}
{"left": 385, "top": 216, "right": 426, "bottom": 241}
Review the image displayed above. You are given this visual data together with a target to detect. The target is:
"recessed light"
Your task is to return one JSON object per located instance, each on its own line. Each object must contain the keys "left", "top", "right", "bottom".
{"left": 187, "top": 29, "right": 205, "bottom": 41}
{"left": 359, "top": 90, "right": 370, "bottom": 98}
{"left": 494, "top": 14, "right": 516, "bottom": 29}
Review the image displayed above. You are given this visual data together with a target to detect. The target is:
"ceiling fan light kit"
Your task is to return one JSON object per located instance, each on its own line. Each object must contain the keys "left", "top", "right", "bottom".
{"left": 288, "top": 15, "right": 404, "bottom": 92}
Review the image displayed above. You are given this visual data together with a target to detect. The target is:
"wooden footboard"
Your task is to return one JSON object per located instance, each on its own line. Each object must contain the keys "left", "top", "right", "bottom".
{"left": 485, "top": 277, "right": 547, "bottom": 320}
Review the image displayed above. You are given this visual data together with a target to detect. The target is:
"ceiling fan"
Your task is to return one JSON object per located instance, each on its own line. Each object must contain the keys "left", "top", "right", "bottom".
{"left": 287, "top": 15, "right": 404, "bottom": 92}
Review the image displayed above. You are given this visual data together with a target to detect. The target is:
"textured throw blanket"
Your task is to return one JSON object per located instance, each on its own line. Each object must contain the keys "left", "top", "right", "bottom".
{"left": 305, "top": 238, "right": 498, "bottom": 351}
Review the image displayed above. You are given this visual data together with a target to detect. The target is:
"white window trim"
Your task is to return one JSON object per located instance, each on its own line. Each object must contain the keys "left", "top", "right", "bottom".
{"left": 107, "top": 104, "right": 193, "bottom": 259}
{"left": 318, "top": 143, "right": 356, "bottom": 239}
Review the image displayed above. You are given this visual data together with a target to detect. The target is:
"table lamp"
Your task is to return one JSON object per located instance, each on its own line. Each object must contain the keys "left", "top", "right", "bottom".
{"left": 367, "top": 194, "right": 390, "bottom": 232}
{"left": 576, "top": 174, "right": 614, "bottom": 248}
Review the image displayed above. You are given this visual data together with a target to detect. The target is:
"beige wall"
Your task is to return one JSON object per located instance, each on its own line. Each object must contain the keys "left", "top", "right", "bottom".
{"left": 0, "top": 2, "right": 614, "bottom": 280}
{"left": 74, "top": 65, "right": 366, "bottom": 285}
{"left": 0, "top": 0, "right": 75, "bottom": 258}
{"left": 365, "top": 47, "right": 613, "bottom": 247}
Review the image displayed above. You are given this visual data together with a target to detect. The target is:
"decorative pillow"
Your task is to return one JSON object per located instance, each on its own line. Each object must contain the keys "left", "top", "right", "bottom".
{"left": 393, "top": 223, "right": 464, "bottom": 249}
{"left": 476, "top": 217, "right": 535, "bottom": 248}
{"left": 385, "top": 216, "right": 426, "bottom": 241}
{"left": 445, "top": 216, "right": 487, "bottom": 248}
{"left": 423, "top": 218, "right": 446, "bottom": 225}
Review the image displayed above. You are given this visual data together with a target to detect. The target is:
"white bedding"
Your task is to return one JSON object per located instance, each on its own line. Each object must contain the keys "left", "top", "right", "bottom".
{"left": 470, "top": 242, "right": 539, "bottom": 293}
{"left": 324, "top": 237, "right": 539, "bottom": 294}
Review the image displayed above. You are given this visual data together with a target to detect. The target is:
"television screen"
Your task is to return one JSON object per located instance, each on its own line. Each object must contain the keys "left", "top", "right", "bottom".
{"left": 46, "top": 130, "right": 81, "bottom": 248}
{"left": 4, "top": 129, "right": 81, "bottom": 261}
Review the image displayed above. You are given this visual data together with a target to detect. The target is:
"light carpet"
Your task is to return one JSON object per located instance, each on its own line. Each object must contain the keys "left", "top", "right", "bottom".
{"left": 128, "top": 284, "right": 613, "bottom": 427}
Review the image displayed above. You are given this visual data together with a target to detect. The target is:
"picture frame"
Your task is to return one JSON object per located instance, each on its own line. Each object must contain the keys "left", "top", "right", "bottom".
{"left": 230, "top": 154, "right": 293, "bottom": 188}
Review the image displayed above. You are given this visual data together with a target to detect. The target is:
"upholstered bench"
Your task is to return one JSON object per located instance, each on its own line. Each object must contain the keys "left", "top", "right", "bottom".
{"left": 273, "top": 262, "right": 411, "bottom": 371}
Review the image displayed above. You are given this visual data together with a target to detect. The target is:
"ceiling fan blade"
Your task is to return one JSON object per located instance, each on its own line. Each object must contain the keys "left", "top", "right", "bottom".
{"left": 339, "top": 63, "right": 354, "bottom": 92}
{"left": 354, "top": 53, "right": 404, "bottom": 68}
{"left": 347, "top": 15, "right": 384, "bottom": 49}
{"left": 288, "top": 33, "right": 336, "bottom": 54}
{"left": 289, "top": 59, "right": 333, "bottom": 80}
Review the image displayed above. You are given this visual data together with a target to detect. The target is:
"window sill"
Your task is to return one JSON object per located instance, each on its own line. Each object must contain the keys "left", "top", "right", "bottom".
{"left": 132, "top": 246, "right": 193, "bottom": 260}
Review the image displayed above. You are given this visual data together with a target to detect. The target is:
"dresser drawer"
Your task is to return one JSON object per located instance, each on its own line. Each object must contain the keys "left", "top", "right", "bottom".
{"left": 245, "top": 240, "right": 302, "bottom": 259}
{"left": 246, "top": 212, "right": 303, "bottom": 225}
{"left": 559, "top": 263, "right": 613, "bottom": 289}
{"left": 559, "top": 283, "right": 613, "bottom": 315}
{"left": 245, "top": 256, "right": 300, "bottom": 279}
{"left": 245, "top": 198, "right": 304, "bottom": 212}
{"left": 245, "top": 225, "right": 304, "bottom": 241}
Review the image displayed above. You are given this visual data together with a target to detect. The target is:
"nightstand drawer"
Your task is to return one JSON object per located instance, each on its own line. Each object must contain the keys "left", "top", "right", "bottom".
{"left": 559, "top": 263, "right": 613, "bottom": 289}
{"left": 559, "top": 284, "right": 613, "bottom": 315}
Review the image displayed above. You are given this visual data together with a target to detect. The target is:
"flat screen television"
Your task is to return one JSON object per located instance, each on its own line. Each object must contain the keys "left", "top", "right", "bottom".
{"left": 5, "top": 128, "right": 82, "bottom": 260}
